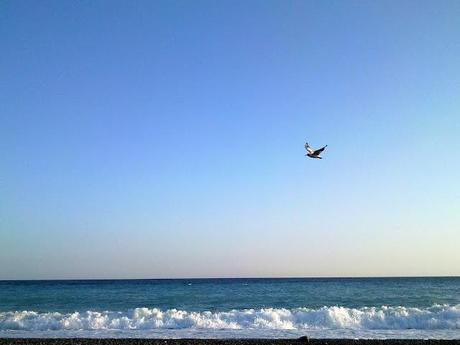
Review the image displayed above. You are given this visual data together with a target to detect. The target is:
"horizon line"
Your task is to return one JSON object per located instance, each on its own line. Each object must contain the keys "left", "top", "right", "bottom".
{"left": 1, "top": 275, "right": 459, "bottom": 282}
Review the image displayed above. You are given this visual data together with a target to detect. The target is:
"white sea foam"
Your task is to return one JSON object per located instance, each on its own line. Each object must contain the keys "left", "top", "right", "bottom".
{"left": 1, "top": 305, "right": 460, "bottom": 332}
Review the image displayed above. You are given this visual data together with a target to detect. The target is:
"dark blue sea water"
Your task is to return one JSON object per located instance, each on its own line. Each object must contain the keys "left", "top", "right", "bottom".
{"left": 1, "top": 277, "right": 459, "bottom": 339}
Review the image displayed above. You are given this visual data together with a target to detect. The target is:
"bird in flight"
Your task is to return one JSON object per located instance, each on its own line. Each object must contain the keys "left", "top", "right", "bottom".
{"left": 305, "top": 142, "right": 327, "bottom": 159}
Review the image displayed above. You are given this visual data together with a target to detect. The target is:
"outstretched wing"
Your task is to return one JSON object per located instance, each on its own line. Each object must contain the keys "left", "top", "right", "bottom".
{"left": 313, "top": 145, "right": 327, "bottom": 155}
{"left": 305, "top": 142, "right": 314, "bottom": 154}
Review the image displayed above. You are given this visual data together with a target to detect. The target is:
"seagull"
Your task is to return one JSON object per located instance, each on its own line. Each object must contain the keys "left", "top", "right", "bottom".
{"left": 305, "top": 142, "right": 327, "bottom": 159}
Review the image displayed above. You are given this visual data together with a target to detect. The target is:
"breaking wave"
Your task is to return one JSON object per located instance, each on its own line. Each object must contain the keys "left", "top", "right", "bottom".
{"left": 1, "top": 305, "right": 460, "bottom": 331}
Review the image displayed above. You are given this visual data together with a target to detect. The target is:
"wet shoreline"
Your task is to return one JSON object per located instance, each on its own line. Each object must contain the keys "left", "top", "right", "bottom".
{"left": 0, "top": 338, "right": 459, "bottom": 345}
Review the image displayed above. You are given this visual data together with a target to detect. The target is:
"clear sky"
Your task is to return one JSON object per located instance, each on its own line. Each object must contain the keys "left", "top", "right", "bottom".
{"left": 1, "top": 0, "right": 459, "bottom": 280}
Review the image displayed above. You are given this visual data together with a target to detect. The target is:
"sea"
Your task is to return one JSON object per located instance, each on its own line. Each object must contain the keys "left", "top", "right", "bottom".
{"left": 0, "top": 277, "right": 459, "bottom": 339}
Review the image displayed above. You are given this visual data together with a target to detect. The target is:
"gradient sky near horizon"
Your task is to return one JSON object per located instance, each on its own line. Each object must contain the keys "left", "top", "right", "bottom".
{"left": 1, "top": 0, "right": 459, "bottom": 280}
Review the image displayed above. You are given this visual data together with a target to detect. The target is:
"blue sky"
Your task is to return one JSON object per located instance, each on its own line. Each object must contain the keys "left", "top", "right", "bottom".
{"left": 1, "top": 0, "right": 459, "bottom": 279}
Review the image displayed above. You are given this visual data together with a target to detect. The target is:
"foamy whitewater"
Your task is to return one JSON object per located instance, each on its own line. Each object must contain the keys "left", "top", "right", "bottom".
{"left": 1, "top": 278, "right": 460, "bottom": 338}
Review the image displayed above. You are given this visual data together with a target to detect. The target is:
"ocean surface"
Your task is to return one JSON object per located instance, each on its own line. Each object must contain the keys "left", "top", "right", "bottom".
{"left": 0, "top": 277, "right": 459, "bottom": 339}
